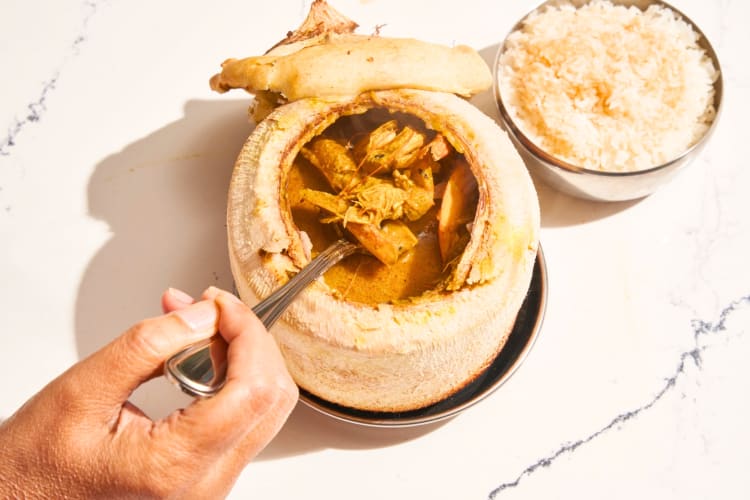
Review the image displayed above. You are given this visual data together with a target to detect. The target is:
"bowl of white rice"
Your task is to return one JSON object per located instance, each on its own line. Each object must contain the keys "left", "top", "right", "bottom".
{"left": 494, "top": 0, "right": 722, "bottom": 202}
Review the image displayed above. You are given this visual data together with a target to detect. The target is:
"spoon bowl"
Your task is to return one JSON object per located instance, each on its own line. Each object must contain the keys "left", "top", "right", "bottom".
{"left": 165, "top": 239, "right": 360, "bottom": 398}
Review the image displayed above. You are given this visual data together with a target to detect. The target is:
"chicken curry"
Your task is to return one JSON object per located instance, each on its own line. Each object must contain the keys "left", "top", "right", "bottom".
{"left": 286, "top": 109, "right": 479, "bottom": 305}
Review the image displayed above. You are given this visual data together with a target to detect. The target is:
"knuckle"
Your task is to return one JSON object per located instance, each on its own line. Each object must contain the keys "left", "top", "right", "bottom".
{"left": 49, "top": 370, "right": 93, "bottom": 421}
{"left": 122, "top": 319, "right": 164, "bottom": 362}
{"left": 249, "top": 380, "right": 278, "bottom": 412}
{"left": 277, "top": 374, "right": 300, "bottom": 411}
{"left": 240, "top": 372, "right": 298, "bottom": 416}
{"left": 52, "top": 371, "right": 82, "bottom": 404}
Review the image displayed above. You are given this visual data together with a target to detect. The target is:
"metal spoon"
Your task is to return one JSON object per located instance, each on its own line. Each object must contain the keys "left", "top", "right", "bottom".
{"left": 164, "top": 239, "right": 359, "bottom": 398}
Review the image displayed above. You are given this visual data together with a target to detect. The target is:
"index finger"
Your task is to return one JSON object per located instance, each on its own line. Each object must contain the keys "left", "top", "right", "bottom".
{"left": 66, "top": 299, "right": 219, "bottom": 413}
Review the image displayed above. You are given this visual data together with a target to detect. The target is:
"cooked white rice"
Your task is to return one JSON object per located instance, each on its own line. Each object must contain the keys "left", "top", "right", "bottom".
{"left": 497, "top": 0, "right": 718, "bottom": 172}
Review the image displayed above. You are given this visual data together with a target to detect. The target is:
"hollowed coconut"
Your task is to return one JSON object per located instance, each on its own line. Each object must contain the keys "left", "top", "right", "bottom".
{"left": 227, "top": 89, "right": 539, "bottom": 412}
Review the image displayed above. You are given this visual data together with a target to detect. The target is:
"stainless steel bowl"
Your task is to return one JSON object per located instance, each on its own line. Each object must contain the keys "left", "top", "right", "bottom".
{"left": 493, "top": 0, "right": 723, "bottom": 202}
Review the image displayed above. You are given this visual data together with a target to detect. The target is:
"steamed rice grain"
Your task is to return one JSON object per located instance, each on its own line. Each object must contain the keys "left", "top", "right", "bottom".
{"left": 497, "top": 0, "right": 718, "bottom": 172}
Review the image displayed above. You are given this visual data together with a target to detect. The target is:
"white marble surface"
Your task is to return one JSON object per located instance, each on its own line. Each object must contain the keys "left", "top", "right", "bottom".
{"left": 1, "top": 0, "right": 749, "bottom": 498}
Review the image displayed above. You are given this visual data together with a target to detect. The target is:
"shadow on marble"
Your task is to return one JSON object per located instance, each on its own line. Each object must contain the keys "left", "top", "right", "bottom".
{"left": 256, "top": 402, "right": 447, "bottom": 461}
{"left": 75, "top": 97, "right": 253, "bottom": 411}
{"left": 473, "top": 44, "right": 640, "bottom": 228}
{"left": 75, "top": 97, "right": 443, "bottom": 456}
{"left": 532, "top": 179, "right": 640, "bottom": 228}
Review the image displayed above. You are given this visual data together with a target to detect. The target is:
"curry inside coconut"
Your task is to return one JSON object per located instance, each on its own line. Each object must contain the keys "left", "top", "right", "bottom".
{"left": 285, "top": 108, "right": 478, "bottom": 305}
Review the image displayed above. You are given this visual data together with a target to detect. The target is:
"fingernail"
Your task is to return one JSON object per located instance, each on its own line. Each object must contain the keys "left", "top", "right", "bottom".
{"left": 223, "top": 291, "right": 244, "bottom": 305}
{"left": 216, "top": 294, "right": 244, "bottom": 309}
{"left": 167, "top": 287, "right": 194, "bottom": 305}
{"left": 174, "top": 301, "right": 218, "bottom": 332}
{"left": 204, "top": 286, "right": 243, "bottom": 304}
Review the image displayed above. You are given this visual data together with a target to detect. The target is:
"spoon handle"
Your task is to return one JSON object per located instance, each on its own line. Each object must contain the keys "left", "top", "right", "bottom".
{"left": 164, "top": 239, "right": 359, "bottom": 398}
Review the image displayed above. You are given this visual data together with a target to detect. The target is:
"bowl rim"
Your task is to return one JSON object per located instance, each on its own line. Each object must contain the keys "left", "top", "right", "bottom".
{"left": 492, "top": 0, "right": 724, "bottom": 179}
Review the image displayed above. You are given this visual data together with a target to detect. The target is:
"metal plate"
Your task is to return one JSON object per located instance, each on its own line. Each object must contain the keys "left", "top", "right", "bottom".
{"left": 299, "top": 244, "right": 548, "bottom": 428}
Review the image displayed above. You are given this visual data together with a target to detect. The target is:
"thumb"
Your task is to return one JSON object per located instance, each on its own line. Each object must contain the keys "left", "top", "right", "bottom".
{"left": 74, "top": 299, "right": 219, "bottom": 409}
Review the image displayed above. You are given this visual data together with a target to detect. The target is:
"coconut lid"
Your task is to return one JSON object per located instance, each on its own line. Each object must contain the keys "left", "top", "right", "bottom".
{"left": 209, "top": 0, "right": 492, "bottom": 103}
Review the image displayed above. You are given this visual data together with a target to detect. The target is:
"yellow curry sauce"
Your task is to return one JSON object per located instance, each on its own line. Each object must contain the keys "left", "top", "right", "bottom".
{"left": 285, "top": 112, "right": 477, "bottom": 305}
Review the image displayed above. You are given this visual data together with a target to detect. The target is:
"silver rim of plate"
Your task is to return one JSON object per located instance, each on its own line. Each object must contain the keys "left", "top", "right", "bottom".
{"left": 299, "top": 244, "right": 549, "bottom": 428}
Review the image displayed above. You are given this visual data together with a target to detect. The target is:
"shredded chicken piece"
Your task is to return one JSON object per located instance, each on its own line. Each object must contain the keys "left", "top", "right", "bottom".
{"left": 346, "top": 220, "right": 418, "bottom": 266}
{"left": 393, "top": 166, "right": 434, "bottom": 221}
{"left": 300, "top": 137, "right": 361, "bottom": 192}
{"left": 352, "top": 120, "right": 425, "bottom": 175}
{"left": 302, "top": 177, "right": 407, "bottom": 226}
{"left": 299, "top": 189, "right": 351, "bottom": 220}
{"left": 424, "top": 134, "right": 451, "bottom": 164}
{"left": 299, "top": 120, "right": 460, "bottom": 265}
{"left": 353, "top": 179, "right": 407, "bottom": 223}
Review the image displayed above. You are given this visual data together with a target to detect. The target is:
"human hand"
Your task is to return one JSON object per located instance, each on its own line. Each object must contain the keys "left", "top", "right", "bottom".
{"left": 0, "top": 286, "right": 298, "bottom": 499}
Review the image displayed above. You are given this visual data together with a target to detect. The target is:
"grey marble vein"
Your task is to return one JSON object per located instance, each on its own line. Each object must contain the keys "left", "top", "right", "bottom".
{"left": 0, "top": 74, "right": 59, "bottom": 157}
{"left": 0, "top": 0, "right": 105, "bottom": 157}
{"left": 488, "top": 293, "right": 750, "bottom": 498}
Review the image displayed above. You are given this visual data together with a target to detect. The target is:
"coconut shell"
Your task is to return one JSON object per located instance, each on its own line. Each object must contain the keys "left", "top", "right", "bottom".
{"left": 227, "top": 89, "right": 539, "bottom": 412}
